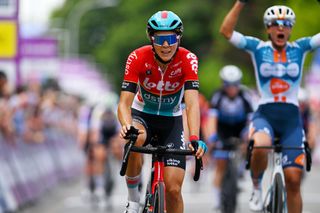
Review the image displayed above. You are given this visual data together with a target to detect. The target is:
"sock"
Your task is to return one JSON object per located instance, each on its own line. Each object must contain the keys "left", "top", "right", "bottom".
{"left": 125, "top": 174, "right": 141, "bottom": 202}
{"left": 212, "top": 185, "right": 221, "bottom": 209}
{"left": 251, "top": 171, "right": 263, "bottom": 190}
{"left": 94, "top": 175, "right": 105, "bottom": 188}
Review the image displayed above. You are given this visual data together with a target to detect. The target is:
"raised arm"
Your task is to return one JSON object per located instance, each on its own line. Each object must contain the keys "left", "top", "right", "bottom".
{"left": 220, "top": 1, "right": 246, "bottom": 40}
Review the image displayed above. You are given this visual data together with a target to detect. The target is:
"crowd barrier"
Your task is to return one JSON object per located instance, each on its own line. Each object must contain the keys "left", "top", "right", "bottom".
{"left": 0, "top": 127, "right": 84, "bottom": 213}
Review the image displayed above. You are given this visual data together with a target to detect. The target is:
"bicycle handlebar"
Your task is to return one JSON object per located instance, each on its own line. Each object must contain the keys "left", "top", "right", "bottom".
{"left": 120, "top": 127, "right": 203, "bottom": 181}
{"left": 245, "top": 139, "right": 312, "bottom": 172}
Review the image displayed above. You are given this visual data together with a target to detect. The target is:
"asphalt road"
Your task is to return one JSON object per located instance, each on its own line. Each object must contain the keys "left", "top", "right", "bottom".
{"left": 19, "top": 158, "right": 320, "bottom": 213}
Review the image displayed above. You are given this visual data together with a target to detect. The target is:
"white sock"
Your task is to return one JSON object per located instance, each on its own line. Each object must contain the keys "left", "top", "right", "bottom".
{"left": 212, "top": 186, "right": 221, "bottom": 209}
{"left": 94, "top": 175, "right": 105, "bottom": 188}
{"left": 125, "top": 175, "right": 141, "bottom": 202}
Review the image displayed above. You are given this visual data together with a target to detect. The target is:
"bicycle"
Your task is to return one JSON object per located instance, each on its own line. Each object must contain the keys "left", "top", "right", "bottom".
{"left": 245, "top": 139, "right": 312, "bottom": 213}
{"left": 216, "top": 137, "right": 243, "bottom": 213}
{"left": 120, "top": 126, "right": 203, "bottom": 213}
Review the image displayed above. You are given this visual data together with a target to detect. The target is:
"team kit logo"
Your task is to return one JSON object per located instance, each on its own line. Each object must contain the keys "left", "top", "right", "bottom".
{"left": 260, "top": 62, "right": 300, "bottom": 95}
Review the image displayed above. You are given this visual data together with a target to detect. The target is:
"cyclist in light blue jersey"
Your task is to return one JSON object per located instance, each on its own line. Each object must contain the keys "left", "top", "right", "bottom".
{"left": 220, "top": 1, "right": 320, "bottom": 213}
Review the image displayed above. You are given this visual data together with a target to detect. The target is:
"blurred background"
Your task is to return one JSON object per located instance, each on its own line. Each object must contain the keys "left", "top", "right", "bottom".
{"left": 0, "top": 0, "right": 320, "bottom": 212}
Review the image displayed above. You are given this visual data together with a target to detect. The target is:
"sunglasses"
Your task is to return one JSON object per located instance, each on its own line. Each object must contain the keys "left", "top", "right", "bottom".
{"left": 268, "top": 20, "right": 293, "bottom": 28}
{"left": 152, "top": 34, "right": 179, "bottom": 46}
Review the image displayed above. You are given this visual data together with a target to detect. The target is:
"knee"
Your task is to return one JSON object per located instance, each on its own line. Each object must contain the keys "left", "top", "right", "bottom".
{"left": 285, "top": 173, "right": 301, "bottom": 193}
{"left": 166, "top": 183, "right": 182, "bottom": 201}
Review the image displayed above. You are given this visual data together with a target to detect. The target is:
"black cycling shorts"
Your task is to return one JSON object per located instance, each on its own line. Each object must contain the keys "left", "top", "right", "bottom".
{"left": 132, "top": 109, "right": 186, "bottom": 170}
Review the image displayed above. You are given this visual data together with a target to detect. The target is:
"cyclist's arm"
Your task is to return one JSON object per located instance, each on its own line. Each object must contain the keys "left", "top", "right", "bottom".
{"left": 117, "top": 50, "right": 140, "bottom": 138}
{"left": 184, "top": 89, "right": 200, "bottom": 139}
{"left": 220, "top": 0, "right": 246, "bottom": 40}
{"left": 117, "top": 91, "right": 135, "bottom": 138}
{"left": 296, "top": 33, "right": 320, "bottom": 52}
{"left": 310, "top": 33, "right": 320, "bottom": 49}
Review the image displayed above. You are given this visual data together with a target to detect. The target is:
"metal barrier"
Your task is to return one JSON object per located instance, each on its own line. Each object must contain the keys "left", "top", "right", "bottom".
{"left": 0, "top": 127, "right": 84, "bottom": 212}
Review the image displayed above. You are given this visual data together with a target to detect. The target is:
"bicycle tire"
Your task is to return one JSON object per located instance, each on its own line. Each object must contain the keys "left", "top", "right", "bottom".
{"left": 153, "top": 183, "right": 165, "bottom": 213}
{"left": 271, "top": 173, "right": 285, "bottom": 213}
{"left": 221, "top": 161, "right": 237, "bottom": 213}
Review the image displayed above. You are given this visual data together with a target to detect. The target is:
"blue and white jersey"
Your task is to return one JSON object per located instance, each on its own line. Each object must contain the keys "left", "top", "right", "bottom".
{"left": 229, "top": 31, "right": 320, "bottom": 106}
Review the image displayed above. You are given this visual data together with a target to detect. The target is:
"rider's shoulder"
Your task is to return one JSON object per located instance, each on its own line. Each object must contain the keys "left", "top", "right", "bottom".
{"left": 131, "top": 45, "right": 153, "bottom": 55}
{"left": 177, "top": 47, "right": 198, "bottom": 60}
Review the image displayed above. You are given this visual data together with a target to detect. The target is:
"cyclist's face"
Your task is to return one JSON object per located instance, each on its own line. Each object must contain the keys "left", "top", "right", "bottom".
{"left": 267, "top": 24, "right": 292, "bottom": 49}
{"left": 152, "top": 31, "right": 179, "bottom": 62}
{"left": 224, "top": 85, "right": 240, "bottom": 98}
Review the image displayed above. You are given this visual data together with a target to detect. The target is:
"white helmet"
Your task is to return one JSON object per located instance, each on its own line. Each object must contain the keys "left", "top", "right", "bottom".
{"left": 263, "top": 5, "right": 295, "bottom": 27}
{"left": 219, "top": 65, "right": 242, "bottom": 84}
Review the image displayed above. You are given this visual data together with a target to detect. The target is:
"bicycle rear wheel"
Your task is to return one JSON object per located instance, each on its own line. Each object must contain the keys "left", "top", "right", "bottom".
{"left": 152, "top": 183, "right": 165, "bottom": 213}
{"left": 271, "top": 173, "right": 285, "bottom": 213}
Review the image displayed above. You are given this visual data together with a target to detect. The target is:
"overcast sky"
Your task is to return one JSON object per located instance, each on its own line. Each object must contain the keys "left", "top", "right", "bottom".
{"left": 20, "top": 0, "right": 65, "bottom": 36}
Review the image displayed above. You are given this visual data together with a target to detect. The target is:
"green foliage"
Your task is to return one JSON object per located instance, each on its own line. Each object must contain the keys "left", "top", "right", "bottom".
{"left": 51, "top": 0, "right": 320, "bottom": 98}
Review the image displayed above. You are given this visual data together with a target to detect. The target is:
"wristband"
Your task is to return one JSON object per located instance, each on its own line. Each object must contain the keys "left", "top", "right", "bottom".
{"left": 238, "top": 0, "right": 248, "bottom": 3}
{"left": 189, "top": 135, "right": 199, "bottom": 142}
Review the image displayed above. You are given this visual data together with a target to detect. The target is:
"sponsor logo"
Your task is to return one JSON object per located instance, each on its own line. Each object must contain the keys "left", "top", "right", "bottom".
{"left": 260, "top": 63, "right": 299, "bottom": 78}
{"left": 143, "top": 93, "right": 177, "bottom": 104}
{"left": 294, "top": 153, "right": 305, "bottom": 166}
{"left": 169, "top": 68, "right": 182, "bottom": 78}
{"left": 167, "top": 143, "right": 174, "bottom": 148}
{"left": 125, "top": 51, "right": 138, "bottom": 75}
{"left": 143, "top": 77, "right": 180, "bottom": 92}
{"left": 186, "top": 53, "right": 198, "bottom": 74}
{"left": 121, "top": 81, "right": 129, "bottom": 89}
{"left": 270, "top": 78, "right": 290, "bottom": 94}
{"left": 166, "top": 158, "right": 181, "bottom": 166}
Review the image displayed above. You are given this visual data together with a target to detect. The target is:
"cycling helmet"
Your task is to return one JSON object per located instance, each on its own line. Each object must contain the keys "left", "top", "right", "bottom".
{"left": 147, "top": 11, "right": 183, "bottom": 36}
{"left": 263, "top": 5, "right": 295, "bottom": 27}
{"left": 219, "top": 65, "right": 243, "bottom": 85}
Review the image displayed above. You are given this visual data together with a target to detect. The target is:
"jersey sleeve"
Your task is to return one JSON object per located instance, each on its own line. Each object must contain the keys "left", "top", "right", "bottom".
{"left": 295, "top": 33, "right": 320, "bottom": 52}
{"left": 229, "top": 31, "right": 261, "bottom": 53}
{"left": 121, "top": 50, "right": 140, "bottom": 93}
{"left": 183, "top": 51, "right": 199, "bottom": 90}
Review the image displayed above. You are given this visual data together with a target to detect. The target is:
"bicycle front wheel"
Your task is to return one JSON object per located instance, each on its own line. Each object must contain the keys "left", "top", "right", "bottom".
{"left": 271, "top": 173, "right": 285, "bottom": 213}
{"left": 153, "top": 183, "right": 165, "bottom": 213}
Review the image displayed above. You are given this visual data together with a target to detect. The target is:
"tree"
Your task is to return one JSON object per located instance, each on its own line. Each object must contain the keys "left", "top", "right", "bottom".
{"left": 51, "top": 0, "right": 320, "bottom": 98}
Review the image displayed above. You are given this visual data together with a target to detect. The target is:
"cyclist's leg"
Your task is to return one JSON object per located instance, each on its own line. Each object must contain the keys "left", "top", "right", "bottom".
{"left": 164, "top": 167, "right": 185, "bottom": 213}
{"left": 248, "top": 117, "right": 273, "bottom": 211}
{"left": 282, "top": 126, "right": 304, "bottom": 213}
{"left": 161, "top": 114, "right": 185, "bottom": 213}
{"left": 249, "top": 118, "right": 273, "bottom": 188}
{"left": 284, "top": 168, "right": 303, "bottom": 213}
{"left": 125, "top": 121, "right": 146, "bottom": 203}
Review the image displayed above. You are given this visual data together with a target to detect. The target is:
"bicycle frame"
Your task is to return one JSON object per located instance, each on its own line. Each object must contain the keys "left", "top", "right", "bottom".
{"left": 263, "top": 150, "right": 287, "bottom": 213}
{"left": 120, "top": 127, "right": 203, "bottom": 213}
{"left": 246, "top": 139, "right": 312, "bottom": 213}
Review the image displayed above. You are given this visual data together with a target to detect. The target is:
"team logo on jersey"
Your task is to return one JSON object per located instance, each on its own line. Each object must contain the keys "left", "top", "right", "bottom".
{"left": 169, "top": 68, "right": 182, "bottom": 78}
{"left": 143, "top": 77, "right": 180, "bottom": 92}
{"left": 260, "top": 63, "right": 299, "bottom": 78}
{"left": 270, "top": 78, "right": 290, "bottom": 94}
{"left": 125, "top": 51, "right": 138, "bottom": 75}
{"left": 186, "top": 53, "right": 198, "bottom": 74}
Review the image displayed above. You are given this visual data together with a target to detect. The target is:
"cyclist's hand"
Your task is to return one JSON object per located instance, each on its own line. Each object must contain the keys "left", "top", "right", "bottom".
{"left": 120, "top": 124, "right": 144, "bottom": 139}
{"left": 188, "top": 139, "right": 208, "bottom": 159}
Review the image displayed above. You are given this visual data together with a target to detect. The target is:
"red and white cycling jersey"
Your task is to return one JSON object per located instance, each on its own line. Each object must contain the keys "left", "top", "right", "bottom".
{"left": 122, "top": 45, "right": 199, "bottom": 116}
